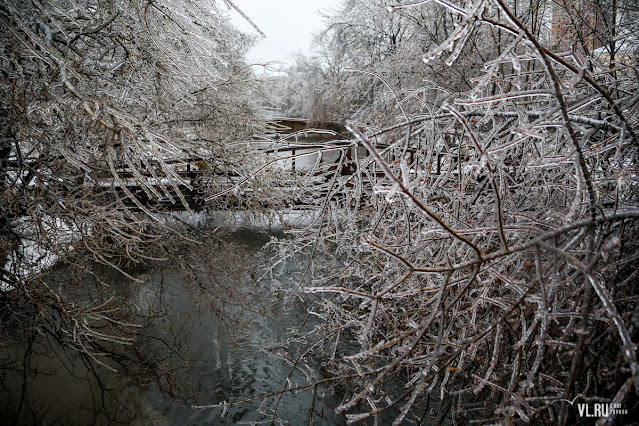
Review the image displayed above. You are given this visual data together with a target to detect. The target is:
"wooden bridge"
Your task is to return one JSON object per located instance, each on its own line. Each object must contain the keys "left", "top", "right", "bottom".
{"left": 266, "top": 118, "right": 349, "bottom": 138}
{"left": 115, "top": 118, "right": 452, "bottom": 212}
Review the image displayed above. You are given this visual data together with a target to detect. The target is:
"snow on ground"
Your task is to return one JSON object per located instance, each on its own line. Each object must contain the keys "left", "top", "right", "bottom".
{"left": 2, "top": 216, "right": 81, "bottom": 291}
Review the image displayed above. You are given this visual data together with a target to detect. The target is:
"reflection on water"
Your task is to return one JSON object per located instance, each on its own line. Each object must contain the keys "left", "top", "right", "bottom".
{"left": 0, "top": 227, "right": 346, "bottom": 425}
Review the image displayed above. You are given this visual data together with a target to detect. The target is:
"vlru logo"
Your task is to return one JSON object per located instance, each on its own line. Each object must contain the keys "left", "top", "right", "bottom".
{"left": 577, "top": 403, "right": 628, "bottom": 418}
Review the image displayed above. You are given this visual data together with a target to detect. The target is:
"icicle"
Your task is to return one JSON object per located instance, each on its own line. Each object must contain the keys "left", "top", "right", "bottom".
{"left": 385, "top": 181, "right": 400, "bottom": 203}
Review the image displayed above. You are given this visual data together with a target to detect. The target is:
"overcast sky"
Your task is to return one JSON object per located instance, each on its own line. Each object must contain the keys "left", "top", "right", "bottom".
{"left": 229, "top": 0, "right": 342, "bottom": 68}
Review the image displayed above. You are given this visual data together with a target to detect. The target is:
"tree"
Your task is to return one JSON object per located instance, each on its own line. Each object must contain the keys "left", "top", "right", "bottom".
{"left": 0, "top": 0, "right": 269, "bottom": 421}
{"left": 278, "top": 0, "right": 501, "bottom": 128}
{"left": 268, "top": 0, "right": 639, "bottom": 424}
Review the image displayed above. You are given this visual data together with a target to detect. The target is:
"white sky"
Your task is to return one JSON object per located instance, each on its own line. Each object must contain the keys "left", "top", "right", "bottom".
{"left": 229, "top": 0, "right": 342, "bottom": 68}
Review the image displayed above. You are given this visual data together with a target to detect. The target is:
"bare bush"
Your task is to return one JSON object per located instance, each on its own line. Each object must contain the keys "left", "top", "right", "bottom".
{"left": 0, "top": 0, "right": 272, "bottom": 419}
{"left": 268, "top": 0, "right": 639, "bottom": 424}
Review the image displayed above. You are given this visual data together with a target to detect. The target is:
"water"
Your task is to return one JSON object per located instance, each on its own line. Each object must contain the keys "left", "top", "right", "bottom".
{"left": 0, "top": 227, "right": 346, "bottom": 425}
